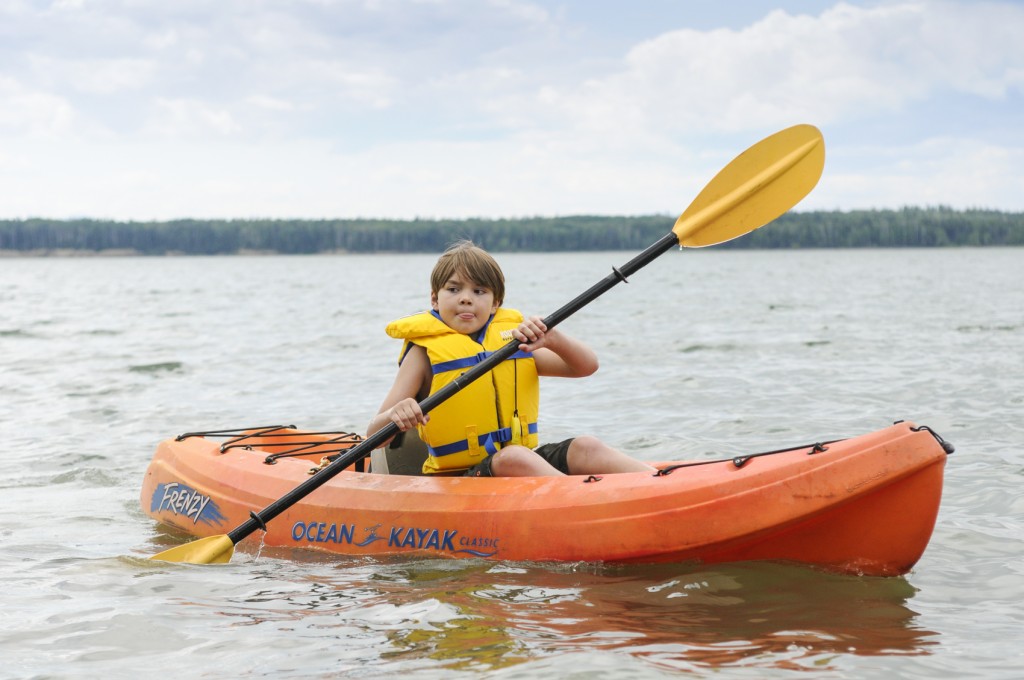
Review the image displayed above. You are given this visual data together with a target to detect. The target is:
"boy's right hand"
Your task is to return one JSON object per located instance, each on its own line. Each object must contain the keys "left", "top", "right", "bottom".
{"left": 387, "top": 397, "right": 429, "bottom": 431}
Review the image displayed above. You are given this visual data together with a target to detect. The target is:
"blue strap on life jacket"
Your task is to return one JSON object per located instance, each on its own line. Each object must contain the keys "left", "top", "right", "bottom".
{"left": 427, "top": 421, "right": 539, "bottom": 458}
{"left": 432, "top": 349, "right": 532, "bottom": 375}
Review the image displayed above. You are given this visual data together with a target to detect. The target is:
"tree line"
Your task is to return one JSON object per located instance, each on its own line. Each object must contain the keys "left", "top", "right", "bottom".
{"left": 1, "top": 207, "right": 1021, "bottom": 255}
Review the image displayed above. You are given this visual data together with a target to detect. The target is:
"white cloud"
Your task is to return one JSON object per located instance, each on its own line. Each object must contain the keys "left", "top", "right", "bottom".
{"left": 246, "top": 94, "right": 298, "bottom": 112}
{"left": 300, "top": 59, "right": 399, "bottom": 109}
{"left": 500, "top": 1, "right": 1024, "bottom": 137}
{"left": 816, "top": 136, "right": 1024, "bottom": 210}
{"left": 29, "top": 55, "right": 156, "bottom": 94}
{"left": 143, "top": 28, "right": 180, "bottom": 51}
{"left": 147, "top": 98, "right": 242, "bottom": 137}
{"left": 0, "top": 76, "right": 75, "bottom": 136}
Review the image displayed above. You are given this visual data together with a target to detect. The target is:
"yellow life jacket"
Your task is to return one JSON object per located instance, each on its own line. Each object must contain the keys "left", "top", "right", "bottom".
{"left": 386, "top": 308, "right": 540, "bottom": 474}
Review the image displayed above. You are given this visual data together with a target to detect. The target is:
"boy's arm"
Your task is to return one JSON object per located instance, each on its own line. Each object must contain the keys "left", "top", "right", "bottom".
{"left": 366, "top": 344, "right": 432, "bottom": 441}
{"left": 514, "top": 316, "right": 598, "bottom": 378}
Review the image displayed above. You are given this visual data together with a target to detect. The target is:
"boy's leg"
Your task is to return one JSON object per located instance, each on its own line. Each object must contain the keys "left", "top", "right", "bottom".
{"left": 491, "top": 445, "right": 565, "bottom": 477}
{"left": 566, "top": 436, "right": 656, "bottom": 475}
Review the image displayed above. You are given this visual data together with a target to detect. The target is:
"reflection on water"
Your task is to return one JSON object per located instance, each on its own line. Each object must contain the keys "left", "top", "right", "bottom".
{"left": 221, "top": 551, "right": 936, "bottom": 674}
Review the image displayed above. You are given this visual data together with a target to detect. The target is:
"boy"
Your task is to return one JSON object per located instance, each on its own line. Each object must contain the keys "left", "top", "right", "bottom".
{"left": 367, "top": 240, "right": 655, "bottom": 477}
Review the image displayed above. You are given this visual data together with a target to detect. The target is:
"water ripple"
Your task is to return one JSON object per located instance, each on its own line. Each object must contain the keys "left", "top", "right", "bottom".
{"left": 1, "top": 250, "right": 1022, "bottom": 679}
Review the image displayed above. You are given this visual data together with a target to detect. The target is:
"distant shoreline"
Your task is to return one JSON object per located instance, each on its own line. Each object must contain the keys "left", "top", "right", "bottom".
{"left": 4, "top": 245, "right": 1024, "bottom": 259}
{"left": 0, "top": 248, "right": 292, "bottom": 258}
{"left": 2, "top": 208, "right": 1022, "bottom": 254}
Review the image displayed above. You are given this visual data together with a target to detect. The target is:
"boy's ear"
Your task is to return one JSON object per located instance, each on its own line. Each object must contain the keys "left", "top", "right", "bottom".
{"left": 430, "top": 291, "right": 438, "bottom": 310}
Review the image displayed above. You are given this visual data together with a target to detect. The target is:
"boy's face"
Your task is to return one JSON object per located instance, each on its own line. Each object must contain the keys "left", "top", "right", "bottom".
{"left": 431, "top": 272, "right": 498, "bottom": 335}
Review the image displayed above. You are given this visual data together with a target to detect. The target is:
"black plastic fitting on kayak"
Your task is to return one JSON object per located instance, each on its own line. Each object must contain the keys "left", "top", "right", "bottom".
{"left": 911, "top": 425, "right": 955, "bottom": 455}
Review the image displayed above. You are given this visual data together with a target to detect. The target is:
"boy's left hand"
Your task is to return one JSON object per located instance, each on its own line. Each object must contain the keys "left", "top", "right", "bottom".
{"left": 513, "top": 316, "right": 554, "bottom": 351}
{"left": 514, "top": 315, "right": 598, "bottom": 378}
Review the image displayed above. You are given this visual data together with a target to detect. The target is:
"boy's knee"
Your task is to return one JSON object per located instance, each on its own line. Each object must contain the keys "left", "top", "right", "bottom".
{"left": 570, "top": 435, "right": 602, "bottom": 453}
{"left": 492, "top": 445, "right": 556, "bottom": 476}
{"left": 491, "top": 445, "right": 531, "bottom": 474}
{"left": 568, "top": 435, "right": 606, "bottom": 464}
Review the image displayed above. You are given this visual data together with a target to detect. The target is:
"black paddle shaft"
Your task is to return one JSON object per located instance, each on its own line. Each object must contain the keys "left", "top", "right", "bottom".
{"left": 227, "top": 231, "right": 681, "bottom": 545}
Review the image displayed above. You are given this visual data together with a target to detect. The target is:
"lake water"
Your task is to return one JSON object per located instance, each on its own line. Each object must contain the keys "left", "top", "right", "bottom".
{"left": 1, "top": 247, "right": 1022, "bottom": 678}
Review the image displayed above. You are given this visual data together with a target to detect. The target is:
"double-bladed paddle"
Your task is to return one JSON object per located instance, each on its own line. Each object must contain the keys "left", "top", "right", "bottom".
{"left": 149, "top": 123, "right": 825, "bottom": 565}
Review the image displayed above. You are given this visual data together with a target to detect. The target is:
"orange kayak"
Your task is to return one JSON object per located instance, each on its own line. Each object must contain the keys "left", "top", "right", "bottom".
{"left": 140, "top": 420, "right": 950, "bottom": 575}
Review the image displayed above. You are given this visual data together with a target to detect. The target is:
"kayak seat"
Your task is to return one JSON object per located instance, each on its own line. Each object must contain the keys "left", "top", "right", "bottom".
{"left": 370, "top": 429, "right": 429, "bottom": 475}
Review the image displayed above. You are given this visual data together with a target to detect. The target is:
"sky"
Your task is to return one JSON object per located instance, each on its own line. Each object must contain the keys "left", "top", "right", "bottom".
{"left": 1, "top": 0, "right": 1022, "bottom": 221}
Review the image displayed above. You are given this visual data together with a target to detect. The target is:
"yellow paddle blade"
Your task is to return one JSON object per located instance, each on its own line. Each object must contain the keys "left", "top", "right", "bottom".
{"left": 674, "top": 124, "right": 825, "bottom": 247}
{"left": 149, "top": 534, "right": 235, "bottom": 564}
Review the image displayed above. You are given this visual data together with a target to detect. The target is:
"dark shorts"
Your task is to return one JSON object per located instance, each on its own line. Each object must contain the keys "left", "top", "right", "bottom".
{"left": 463, "top": 438, "right": 574, "bottom": 477}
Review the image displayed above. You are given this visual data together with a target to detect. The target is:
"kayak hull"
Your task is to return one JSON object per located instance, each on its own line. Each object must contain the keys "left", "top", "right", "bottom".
{"left": 140, "top": 421, "right": 947, "bottom": 575}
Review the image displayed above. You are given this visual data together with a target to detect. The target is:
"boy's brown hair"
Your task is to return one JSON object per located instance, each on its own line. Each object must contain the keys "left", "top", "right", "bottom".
{"left": 430, "top": 240, "right": 506, "bottom": 305}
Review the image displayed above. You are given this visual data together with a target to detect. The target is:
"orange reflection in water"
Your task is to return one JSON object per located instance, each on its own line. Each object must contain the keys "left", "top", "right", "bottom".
{"left": 284, "top": 555, "right": 940, "bottom": 674}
